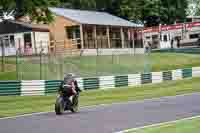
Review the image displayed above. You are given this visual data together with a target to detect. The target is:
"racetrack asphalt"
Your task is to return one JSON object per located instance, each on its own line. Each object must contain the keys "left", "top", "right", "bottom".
{"left": 1, "top": 93, "right": 200, "bottom": 133}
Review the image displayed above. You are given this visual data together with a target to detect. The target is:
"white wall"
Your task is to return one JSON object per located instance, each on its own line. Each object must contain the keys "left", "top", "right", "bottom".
{"left": 81, "top": 48, "right": 145, "bottom": 56}
{"left": 0, "top": 32, "right": 49, "bottom": 56}
{"left": 34, "top": 32, "right": 50, "bottom": 54}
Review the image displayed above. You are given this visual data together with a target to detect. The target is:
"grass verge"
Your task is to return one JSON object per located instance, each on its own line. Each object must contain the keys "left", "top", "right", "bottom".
{"left": 0, "top": 77, "right": 200, "bottom": 118}
{"left": 1, "top": 53, "right": 200, "bottom": 79}
{"left": 126, "top": 117, "right": 200, "bottom": 133}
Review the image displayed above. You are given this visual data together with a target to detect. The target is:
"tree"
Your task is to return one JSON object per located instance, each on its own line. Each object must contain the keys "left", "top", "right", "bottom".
{"left": 16, "top": 0, "right": 61, "bottom": 23}
{"left": 119, "top": 0, "right": 160, "bottom": 26}
{"left": 0, "top": 0, "right": 15, "bottom": 21}
{"left": 0, "top": 0, "right": 60, "bottom": 23}
{"left": 0, "top": 0, "right": 189, "bottom": 25}
{"left": 187, "top": 0, "right": 200, "bottom": 16}
{"left": 60, "top": 0, "right": 96, "bottom": 10}
{"left": 160, "top": 0, "right": 188, "bottom": 24}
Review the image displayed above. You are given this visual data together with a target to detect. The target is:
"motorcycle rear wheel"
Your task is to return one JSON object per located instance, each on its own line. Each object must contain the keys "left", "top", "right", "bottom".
{"left": 55, "top": 97, "right": 65, "bottom": 115}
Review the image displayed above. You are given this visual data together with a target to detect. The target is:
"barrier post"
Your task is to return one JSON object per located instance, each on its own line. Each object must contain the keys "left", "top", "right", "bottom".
{"left": 1, "top": 40, "right": 5, "bottom": 72}
{"left": 40, "top": 42, "right": 44, "bottom": 80}
{"left": 16, "top": 49, "right": 19, "bottom": 79}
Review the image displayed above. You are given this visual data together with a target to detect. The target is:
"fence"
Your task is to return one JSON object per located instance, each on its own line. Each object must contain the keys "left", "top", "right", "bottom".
{"left": 0, "top": 39, "right": 149, "bottom": 80}
{"left": 0, "top": 67, "right": 198, "bottom": 96}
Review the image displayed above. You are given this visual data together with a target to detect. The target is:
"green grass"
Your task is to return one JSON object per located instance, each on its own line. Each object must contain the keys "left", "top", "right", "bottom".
{"left": 1, "top": 53, "right": 200, "bottom": 80}
{"left": 1, "top": 77, "right": 200, "bottom": 117}
{"left": 0, "top": 71, "right": 17, "bottom": 80}
{"left": 126, "top": 117, "right": 200, "bottom": 133}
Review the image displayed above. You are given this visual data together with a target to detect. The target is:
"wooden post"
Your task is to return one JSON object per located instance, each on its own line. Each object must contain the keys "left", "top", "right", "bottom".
{"left": 128, "top": 28, "right": 134, "bottom": 54}
{"left": 131, "top": 28, "right": 135, "bottom": 46}
{"left": 80, "top": 25, "right": 84, "bottom": 49}
{"left": 132, "top": 29, "right": 135, "bottom": 54}
{"left": 128, "top": 28, "right": 131, "bottom": 40}
{"left": 128, "top": 28, "right": 131, "bottom": 48}
{"left": 93, "top": 25, "right": 97, "bottom": 48}
{"left": 120, "top": 27, "right": 125, "bottom": 48}
{"left": 106, "top": 26, "right": 111, "bottom": 48}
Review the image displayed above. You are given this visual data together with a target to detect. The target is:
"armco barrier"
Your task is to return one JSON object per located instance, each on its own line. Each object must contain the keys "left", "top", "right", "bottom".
{"left": 128, "top": 74, "right": 141, "bottom": 86}
{"left": 141, "top": 73, "right": 152, "bottom": 84}
{"left": 172, "top": 69, "right": 182, "bottom": 80}
{"left": 152, "top": 48, "right": 200, "bottom": 54}
{"left": 21, "top": 80, "right": 45, "bottom": 96}
{"left": 0, "top": 81, "right": 21, "bottom": 96}
{"left": 115, "top": 76, "right": 128, "bottom": 87}
{"left": 45, "top": 80, "right": 62, "bottom": 94}
{"left": 83, "top": 78, "right": 99, "bottom": 90}
{"left": 1, "top": 67, "right": 200, "bottom": 96}
{"left": 99, "top": 76, "right": 115, "bottom": 89}
{"left": 182, "top": 68, "right": 192, "bottom": 78}
{"left": 163, "top": 71, "right": 172, "bottom": 81}
{"left": 152, "top": 72, "right": 163, "bottom": 84}
{"left": 192, "top": 67, "right": 200, "bottom": 77}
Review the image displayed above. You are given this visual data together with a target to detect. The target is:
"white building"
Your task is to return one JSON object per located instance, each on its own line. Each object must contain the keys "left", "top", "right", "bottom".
{"left": 0, "top": 20, "right": 50, "bottom": 56}
{"left": 143, "top": 22, "right": 200, "bottom": 49}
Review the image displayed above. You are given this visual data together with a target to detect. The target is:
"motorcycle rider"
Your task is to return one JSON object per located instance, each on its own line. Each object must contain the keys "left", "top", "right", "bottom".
{"left": 59, "top": 73, "right": 81, "bottom": 104}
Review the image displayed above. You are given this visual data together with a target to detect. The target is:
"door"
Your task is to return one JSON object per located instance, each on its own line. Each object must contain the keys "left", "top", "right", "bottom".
{"left": 24, "top": 33, "right": 32, "bottom": 55}
{"left": 160, "top": 34, "right": 171, "bottom": 49}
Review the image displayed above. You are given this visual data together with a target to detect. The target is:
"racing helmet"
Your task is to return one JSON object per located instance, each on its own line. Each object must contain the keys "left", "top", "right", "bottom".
{"left": 64, "top": 73, "right": 75, "bottom": 84}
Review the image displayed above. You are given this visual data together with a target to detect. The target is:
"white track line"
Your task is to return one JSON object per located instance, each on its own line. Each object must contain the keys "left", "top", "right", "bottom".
{"left": 115, "top": 115, "right": 200, "bottom": 133}
{"left": 0, "top": 92, "right": 200, "bottom": 120}
{"left": 0, "top": 104, "right": 110, "bottom": 120}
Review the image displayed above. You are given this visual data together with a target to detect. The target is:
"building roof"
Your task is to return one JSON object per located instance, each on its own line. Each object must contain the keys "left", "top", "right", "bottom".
{"left": 11, "top": 20, "right": 49, "bottom": 31}
{"left": 0, "top": 20, "right": 49, "bottom": 35}
{"left": 49, "top": 7, "right": 143, "bottom": 27}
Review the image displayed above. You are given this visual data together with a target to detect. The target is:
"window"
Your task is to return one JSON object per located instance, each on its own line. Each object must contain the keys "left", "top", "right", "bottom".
{"left": 163, "top": 35, "right": 168, "bottom": 42}
{"left": 102, "top": 30, "right": 107, "bottom": 36}
{"left": 190, "top": 34, "right": 199, "bottom": 39}
{"left": 124, "top": 30, "right": 129, "bottom": 39}
{"left": 24, "top": 33, "right": 32, "bottom": 48}
{"left": 66, "top": 27, "right": 73, "bottom": 39}
{"left": 87, "top": 31, "right": 93, "bottom": 39}
{"left": 66, "top": 26, "right": 80, "bottom": 40}
{"left": 4, "top": 39, "right": 9, "bottom": 48}
{"left": 0, "top": 35, "right": 15, "bottom": 48}
{"left": 10, "top": 35, "right": 15, "bottom": 47}
{"left": 175, "top": 36, "right": 181, "bottom": 40}
{"left": 146, "top": 36, "right": 150, "bottom": 39}
{"left": 75, "top": 27, "right": 80, "bottom": 39}
{"left": 152, "top": 35, "right": 158, "bottom": 40}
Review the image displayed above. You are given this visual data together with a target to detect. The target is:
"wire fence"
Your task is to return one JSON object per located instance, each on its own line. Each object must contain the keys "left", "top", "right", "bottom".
{"left": 0, "top": 39, "right": 151, "bottom": 80}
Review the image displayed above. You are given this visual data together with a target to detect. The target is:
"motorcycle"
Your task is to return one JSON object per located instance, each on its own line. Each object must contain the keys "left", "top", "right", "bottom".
{"left": 55, "top": 85, "right": 79, "bottom": 115}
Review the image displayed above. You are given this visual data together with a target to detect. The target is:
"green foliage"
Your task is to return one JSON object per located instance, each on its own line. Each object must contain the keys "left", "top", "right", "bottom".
{"left": 0, "top": 0, "right": 189, "bottom": 25}
{"left": 187, "top": 0, "right": 200, "bottom": 16}
{"left": 0, "top": 0, "right": 60, "bottom": 23}
{"left": 58, "top": 0, "right": 188, "bottom": 26}
{"left": 160, "top": 0, "right": 188, "bottom": 24}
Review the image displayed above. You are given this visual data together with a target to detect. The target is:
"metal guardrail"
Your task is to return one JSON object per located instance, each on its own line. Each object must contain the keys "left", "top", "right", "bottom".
{"left": 152, "top": 48, "right": 200, "bottom": 54}
{"left": 0, "top": 67, "right": 199, "bottom": 96}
